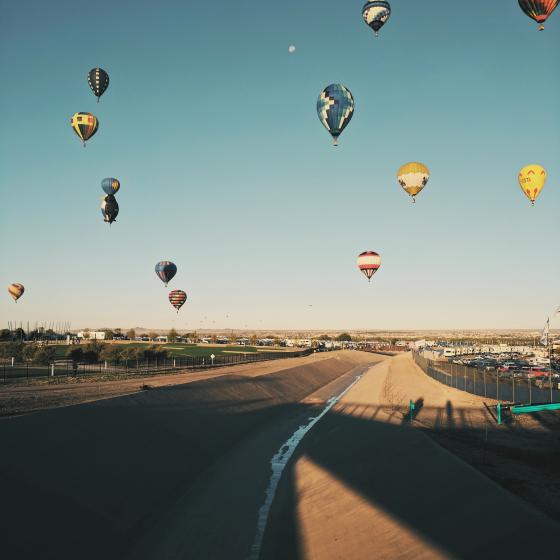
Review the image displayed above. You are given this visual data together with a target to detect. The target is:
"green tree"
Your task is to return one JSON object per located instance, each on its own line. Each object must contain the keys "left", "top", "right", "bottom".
{"left": 336, "top": 333, "right": 352, "bottom": 342}
{"left": 317, "top": 334, "right": 332, "bottom": 341}
{"left": 100, "top": 345, "right": 122, "bottom": 363}
{"left": 79, "top": 341, "right": 106, "bottom": 363}
{"left": 126, "top": 328, "right": 136, "bottom": 340}
{"left": 33, "top": 346, "right": 56, "bottom": 365}
{"left": 148, "top": 331, "right": 159, "bottom": 341}
{"left": 23, "top": 344, "right": 38, "bottom": 362}
{"left": 103, "top": 330, "right": 114, "bottom": 340}
{"left": 82, "top": 328, "right": 91, "bottom": 340}
{"left": 168, "top": 328, "right": 178, "bottom": 342}
{"left": 0, "top": 342, "right": 24, "bottom": 361}
{"left": 67, "top": 347, "right": 84, "bottom": 363}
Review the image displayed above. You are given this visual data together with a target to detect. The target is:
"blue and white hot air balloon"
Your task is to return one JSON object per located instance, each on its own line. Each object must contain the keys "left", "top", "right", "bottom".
{"left": 316, "top": 84, "right": 355, "bottom": 146}
{"left": 362, "top": 1, "right": 391, "bottom": 37}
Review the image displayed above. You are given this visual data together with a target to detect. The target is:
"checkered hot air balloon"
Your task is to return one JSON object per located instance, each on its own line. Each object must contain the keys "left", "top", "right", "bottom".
{"left": 357, "top": 251, "right": 381, "bottom": 282}
{"left": 362, "top": 1, "right": 391, "bottom": 37}
{"left": 8, "top": 283, "right": 24, "bottom": 302}
{"left": 87, "top": 68, "right": 110, "bottom": 101}
{"left": 316, "top": 84, "right": 354, "bottom": 146}
{"left": 101, "top": 178, "right": 121, "bottom": 196}
{"left": 518, "top": 0, "right": 558, "bottom": 30}
{"left": 71, "top": 112, "right": 98, "bottom": 147}
{"left": 169, "top": 290, "right": 187, "bottom": 313}
{"left": 155, "top": 261, "right": 177, "bottom": 286}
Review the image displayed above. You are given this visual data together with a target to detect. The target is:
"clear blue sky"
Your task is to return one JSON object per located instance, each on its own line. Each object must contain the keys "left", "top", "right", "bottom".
{"left": 1, "top": 1, "right": 558, "bottom": 331}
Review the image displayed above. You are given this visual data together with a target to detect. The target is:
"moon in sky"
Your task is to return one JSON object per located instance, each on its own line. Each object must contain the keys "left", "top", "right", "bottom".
{"left": 288, "top": 45, "right": 296, "bottom": 53}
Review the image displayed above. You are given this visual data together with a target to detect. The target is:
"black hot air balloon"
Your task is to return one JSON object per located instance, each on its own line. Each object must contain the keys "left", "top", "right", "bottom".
{"left": 101, "top": 194, "right": 119, "bottom": 224}
{"left": 88, "top": 68, "right": 110, "bottom": 102}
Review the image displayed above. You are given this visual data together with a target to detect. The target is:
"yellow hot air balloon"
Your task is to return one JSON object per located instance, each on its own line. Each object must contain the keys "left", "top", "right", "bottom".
{"left": 397, "top": 162, "right": 429, "bottom": 203}
{"left": 70, "top": 112, "right": 99, "bottom": 147}
{"left": 518, "top": 164, "right": 547, "bottom": 206}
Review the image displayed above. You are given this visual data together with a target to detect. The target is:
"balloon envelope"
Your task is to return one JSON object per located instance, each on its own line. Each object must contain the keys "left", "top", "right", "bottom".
{"left": 155, "top": 261, "right": 177, "bottom": 286}
{"left": 362, "top": 1, "right": 391, "bottom": 36}
{"left": 317, "top": 84, "right": 354, "bottom": 146}
{"left": 518, "top": 164, "right": 547, "bottom": 205}
{"left": 101, "top": 194, "right": 119, "bottom": 224}
{"left": 71, "top": 112, "right": 98, "bottom": 146}
{"left": 397, "top": 162, "right": 430, "bottom": 202}
{"left": 8, "top": 283, "right": 24, "bottom": 302}
{"left": 87, "top": 68, "right": 110, "bottom": 100}
{"left": 357, "top": 251, "right": 381, "bottom": 282}
{"left": 102, "top": 178, "right": 120, "bottom": 195}
{"left": 518, "top": 0, "right": 558, "bottom": 30}
{"left": 169, "top": 290, "right": 187, "bottom": 313}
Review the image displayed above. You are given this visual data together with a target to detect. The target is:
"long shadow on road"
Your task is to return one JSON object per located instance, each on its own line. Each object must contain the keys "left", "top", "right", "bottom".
{"left": 1, "top": 381, "right": 558, "bottom": 560}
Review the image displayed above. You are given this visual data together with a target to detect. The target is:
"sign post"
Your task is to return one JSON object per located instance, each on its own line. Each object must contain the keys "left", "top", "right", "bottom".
{"left": 210, "top": 354, "right": 215, "bottom": 366}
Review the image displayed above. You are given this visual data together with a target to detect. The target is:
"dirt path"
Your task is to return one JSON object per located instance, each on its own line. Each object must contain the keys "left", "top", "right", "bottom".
{"left": 262, "top": 354, "right": 559, "bottom": 560}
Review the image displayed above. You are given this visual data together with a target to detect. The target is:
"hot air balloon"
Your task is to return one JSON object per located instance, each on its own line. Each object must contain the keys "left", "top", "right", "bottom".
{"left": 518, "top": 0, "right": 558, "bottom": 30}
{"left": 87, "top": 68, "right": 110, "bottom": 101}
{"left": 101, "top": 194, "right": 119, "bottom": 224}
{"left": 317, "top": 84, "right": 354, "bottom": 146}
{"left": 8, "top": 283, "right": 24, "bottom": 302}
{"left": 101, "top": 178, "right": 120, "bottom": 196}
{"left": 397, "top": 162, "right": 430, "bottom": 204}
{"left": 518, "top": 164, "right": 547, "bottom": 205}
{"left": 169, "top": 290, "right": 187, "bottom": 313}
{"left": 362, "top": 1, "right": 391, "bottom": 37}
{"left": 155, "top": 261, "right": 177, "bottom": 286}
{"left": 357, "top": 251, "right": 381, "bottom": 282}
{"left": 71, "top": 112, "right": 98, "bottom": 147}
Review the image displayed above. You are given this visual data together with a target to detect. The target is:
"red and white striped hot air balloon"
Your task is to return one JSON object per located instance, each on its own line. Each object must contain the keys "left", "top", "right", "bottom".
{"left": 357, "top": 251, "right": 381, "bottom": 282}
{"left": 8, "top": 283, "right": 25, "bottom": 302}
{"left": 169, "top": 290, "right": 187, "bottom": 313}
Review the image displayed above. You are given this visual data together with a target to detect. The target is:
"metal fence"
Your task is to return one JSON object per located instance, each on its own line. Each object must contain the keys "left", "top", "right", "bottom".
{"left": 412, "top": 352, "right": 560, "bottom": 404}
{"left": 0, "top": 349, "right": 314, "bottom": 384}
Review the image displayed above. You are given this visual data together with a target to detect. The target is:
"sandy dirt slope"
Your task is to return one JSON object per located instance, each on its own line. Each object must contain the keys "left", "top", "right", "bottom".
{"left": 0, "top": 351, "right": 338, "bottom": 416}
{"left": 0, "top": 350, "right": 380, "bottom": 560}
{"left": 262, "top": 354, "right": 559, "bottom": 560}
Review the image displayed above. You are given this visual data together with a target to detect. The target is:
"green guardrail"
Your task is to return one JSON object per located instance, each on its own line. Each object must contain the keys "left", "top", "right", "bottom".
{"left": 496, "top": 401, "right": 560, "bottom": 424}
{"left": 511, "top": 402, "right": 560, "bottom": 415}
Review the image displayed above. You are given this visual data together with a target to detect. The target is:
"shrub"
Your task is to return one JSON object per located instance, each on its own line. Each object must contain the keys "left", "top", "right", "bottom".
{"left": 138, "top": 345, "right": 169, "bottom": 360}
{"left": 33, "top": 346, "right": 56, "bottom": 365}
{"left": 99, "top": 345, "right": 123, "bottom": 363}
{"left": 67, "top": 347, "right": 84, "bottom": 362}
{"left": 0, "top": 342, "right": 24, "bottom": 361}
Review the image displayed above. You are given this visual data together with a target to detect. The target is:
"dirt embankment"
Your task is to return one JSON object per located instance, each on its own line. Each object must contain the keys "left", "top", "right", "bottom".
{"left": 0, "top": 350, "right": 381, "bottom": 560}
{"left": 383, "top": 355, "right": 560, "bottom": 524}
{"left": 0, "top": 351, "right": 341, "bottom": 417}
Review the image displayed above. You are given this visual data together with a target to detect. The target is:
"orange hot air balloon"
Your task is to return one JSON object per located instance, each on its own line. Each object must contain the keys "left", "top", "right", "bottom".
{"left": 8, "top": 283, "right": 24, "bottom": 302}
{"left": 518, "top": 0, "right": 559, "bottom": 30}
